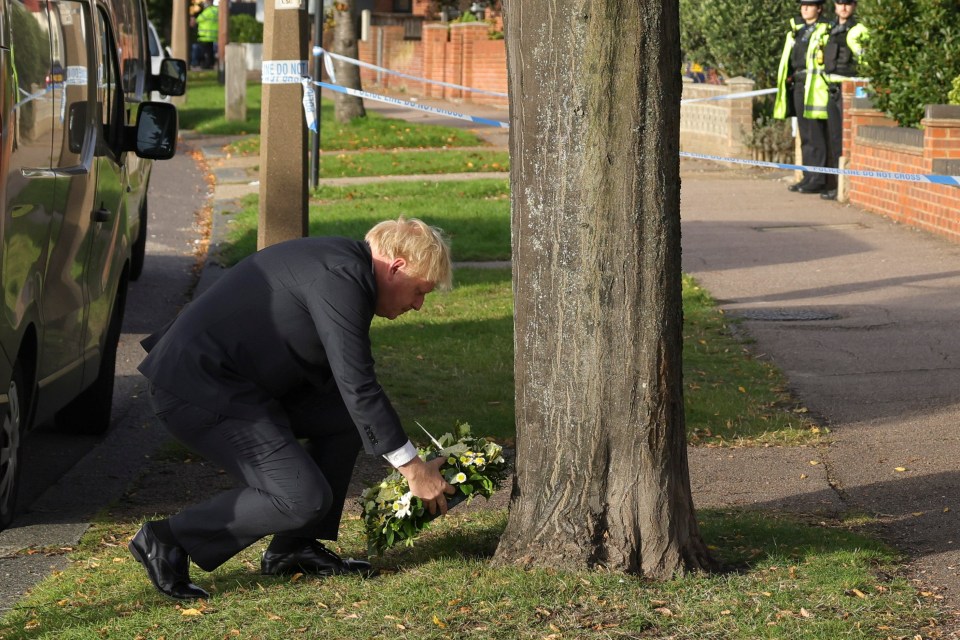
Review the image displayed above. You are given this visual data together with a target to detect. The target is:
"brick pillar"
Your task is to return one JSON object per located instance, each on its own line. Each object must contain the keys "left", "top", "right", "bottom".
{"left": 423, "top": 24, "right": 448, "bottom": 99}
{"left": 921, "top": 105, "right": 960, "bottom": 168}
{"left": 725, "top": 76, "right": 754, "bottom": 158}
{"left": 446, "top": 23, "right": 465, "bottom": 99}
{"left": 454, "top": 23, "right": 488, "bottom": 101}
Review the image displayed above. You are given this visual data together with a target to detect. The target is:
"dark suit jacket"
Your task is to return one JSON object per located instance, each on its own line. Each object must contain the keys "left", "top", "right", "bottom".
{"left": 138, "top": 237, "right": 407, "bottom": 456}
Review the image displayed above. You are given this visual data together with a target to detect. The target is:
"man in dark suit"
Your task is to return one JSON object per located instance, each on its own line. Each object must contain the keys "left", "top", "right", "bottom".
{"left": 129, "top": 217, "right": 456, "bottom": 600}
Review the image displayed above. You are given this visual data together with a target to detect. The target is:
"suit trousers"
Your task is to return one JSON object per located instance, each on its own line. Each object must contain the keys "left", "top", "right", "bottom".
{"left": 148, "top": 383, "right": 362, "bottom": 571}
{"left": 793, "top": 82, "right": 829, "bottom": 190}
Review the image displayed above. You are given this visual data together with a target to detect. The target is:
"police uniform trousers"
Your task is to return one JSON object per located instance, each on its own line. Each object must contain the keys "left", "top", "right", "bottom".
{"left": 825, "top": 83, "right": 844, "bottom": 192}
{"left": 148, "top": 382, "right": 363, "bottom": 572}
{"left": 793, "top": 81, "right": 829, "bottom": 190}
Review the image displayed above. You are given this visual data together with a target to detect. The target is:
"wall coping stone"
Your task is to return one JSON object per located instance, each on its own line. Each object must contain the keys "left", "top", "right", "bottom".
{"left": 926, "top": 104, "right": 960, "bottom": 120}
{"left": 858, "top": 124, "right": 923, "bottom": 148}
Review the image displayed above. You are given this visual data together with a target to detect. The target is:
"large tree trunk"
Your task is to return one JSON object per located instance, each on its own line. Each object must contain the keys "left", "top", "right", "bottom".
{"left": 493, "top": 0, "right": 713, "bottom": 578}
{"left": 332, "top": 1, "right": 365, "bottom": 123}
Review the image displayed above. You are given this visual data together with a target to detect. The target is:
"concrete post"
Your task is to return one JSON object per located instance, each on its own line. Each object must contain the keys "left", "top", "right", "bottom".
{"left": 259, "top": 0, "right": 309, "bottom": 249}
{"left": 224, "top": 43, "right": 247, "bottom": 122}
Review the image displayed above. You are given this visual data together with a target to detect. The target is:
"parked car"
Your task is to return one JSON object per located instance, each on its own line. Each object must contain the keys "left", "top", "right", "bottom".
{"left": 0, "top": 0, "right": 187, "bottom": 530}
{"left": 147, "top": 19, "right": 172, "bottom": 101}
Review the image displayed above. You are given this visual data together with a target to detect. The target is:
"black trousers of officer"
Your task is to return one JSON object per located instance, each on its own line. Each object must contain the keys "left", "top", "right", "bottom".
{"left": 825, "top": 84, "right": 844, "bottom": 192}
{"left": 793, "top": 81, "right": 829, "bottom": 190}
{"left": 148, "top": 383, "right": 363, "bottom": 572}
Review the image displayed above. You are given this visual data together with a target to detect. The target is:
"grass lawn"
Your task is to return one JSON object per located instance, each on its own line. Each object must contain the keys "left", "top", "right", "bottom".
{"left": 0, "top": 508, "right": 935, "bottom": 639}
{"left": 178, "top": 71, "right": 486, "bottom": 149}
{"left": 0, "top": 85, "right": 935, "bottom": 640}
{"left": 214, "top": 179, "right": 815, "bottom": 445}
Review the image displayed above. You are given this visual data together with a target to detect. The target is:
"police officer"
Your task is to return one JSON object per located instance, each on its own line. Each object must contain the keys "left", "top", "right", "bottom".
{"left": 195, "top": 0, "right": 219, "bottom": 70}
{"left": 774, "top": 0, "right": 831, "bottom": 194}
{"left": 820, "top": 0, "right": 868, "bottom": 200}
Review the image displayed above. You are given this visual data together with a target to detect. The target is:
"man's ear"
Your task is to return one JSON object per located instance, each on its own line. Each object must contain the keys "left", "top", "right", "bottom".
{"left": 388, "top": 257, "right": 407, "bottom": 276}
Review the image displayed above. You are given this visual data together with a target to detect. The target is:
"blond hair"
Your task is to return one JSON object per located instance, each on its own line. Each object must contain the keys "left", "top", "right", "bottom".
{"left": 366, "top": 216, "right": 453, "bottom": 290}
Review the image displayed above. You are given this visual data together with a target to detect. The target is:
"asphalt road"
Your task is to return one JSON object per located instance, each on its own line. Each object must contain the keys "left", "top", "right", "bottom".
{"left": 0, "top": 142, "right": 209, "bottom": 614}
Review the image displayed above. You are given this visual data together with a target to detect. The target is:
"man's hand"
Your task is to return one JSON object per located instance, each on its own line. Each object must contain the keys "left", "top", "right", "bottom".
{"left": 398, "top": 456, "right": 456, "bottom": 516}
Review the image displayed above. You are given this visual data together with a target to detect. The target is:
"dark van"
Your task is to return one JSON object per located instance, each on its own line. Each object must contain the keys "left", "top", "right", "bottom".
{"left": 0, "top": 0, "right": 186, "bottom": 529}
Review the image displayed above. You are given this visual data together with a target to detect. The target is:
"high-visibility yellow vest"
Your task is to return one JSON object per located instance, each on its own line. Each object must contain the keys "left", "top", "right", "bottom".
{"left": 196, "top": 5, "right": 219, "bottom": 44}
{"left": 774, "top": 17, "right": 830, "bottom": 120}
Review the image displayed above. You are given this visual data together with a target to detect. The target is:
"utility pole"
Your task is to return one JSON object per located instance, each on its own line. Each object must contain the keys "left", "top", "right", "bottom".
{"left": 170, "top": 0, "right": 189, "bottom": 62}
{"left": 217, "top": 0, "right": 230, "bottom": 84}
{"left": 170, "top": 0, "right": 190, "bottom": 106}
{"left": 258, "top": 0, "right": 309, "bottom": 249}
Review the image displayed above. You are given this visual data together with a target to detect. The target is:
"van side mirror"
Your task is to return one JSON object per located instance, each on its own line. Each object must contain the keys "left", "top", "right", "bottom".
{"left": 147, "top": 58, "right": 187, "bottom": 97}
{"left": 130, "top": 102, "right": 178, "bottom": 160}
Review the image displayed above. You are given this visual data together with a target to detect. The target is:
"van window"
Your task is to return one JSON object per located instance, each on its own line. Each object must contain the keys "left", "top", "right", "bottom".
{"left": 109, "top": 0, "right": 147, "bottom": 99}
{"left": 96, "top": 7, "right": 123, "bottom": 152}
{"left": 9, "top": 0, "right": 54, "bottom": 164}
{"left": 50, "top": 0, "right": 92, "bottom": 170}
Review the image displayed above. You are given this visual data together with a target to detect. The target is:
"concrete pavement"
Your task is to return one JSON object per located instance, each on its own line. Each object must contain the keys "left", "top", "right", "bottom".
{"left": 680, "top": 159, "right": 960, "bottom": 627}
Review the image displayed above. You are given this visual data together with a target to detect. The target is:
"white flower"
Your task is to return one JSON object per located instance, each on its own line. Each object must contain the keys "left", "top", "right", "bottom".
{"left": 451, "top": 472, "right": 467, "bottom": 484}
{"left": 393, "top": 491, "right": 413, "bottom": 518}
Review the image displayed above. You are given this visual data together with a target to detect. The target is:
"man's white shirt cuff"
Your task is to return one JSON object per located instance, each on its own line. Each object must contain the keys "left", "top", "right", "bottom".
{"left": 382, "top": 440, "right": 418, "bottom": 467}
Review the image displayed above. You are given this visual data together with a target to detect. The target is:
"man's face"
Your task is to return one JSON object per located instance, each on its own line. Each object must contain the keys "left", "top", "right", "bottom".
{"left": 375, "top": 258, "right": 436, "bottom": 320}
{"left": 835, "top": 2, "right": 855, "bottom": 19}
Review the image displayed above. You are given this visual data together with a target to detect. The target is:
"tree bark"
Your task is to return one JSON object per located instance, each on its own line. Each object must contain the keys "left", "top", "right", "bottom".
{"left": 493, "top": 0, "right": 714, "bottom": 578}
{"left": 332, "top": 1, "right": 365, "bottom": 123}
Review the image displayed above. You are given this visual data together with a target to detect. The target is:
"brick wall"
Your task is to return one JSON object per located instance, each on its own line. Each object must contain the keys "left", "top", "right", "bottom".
{"left": 845, "top": 80, "right": 960, "bottom": 244}
{"left": 354, "top": 22, "right": 508, "bottom": 106}
{"left": 352, "top": 24, "right": 755, "bottom": 157}
{"left": 680, "top": 77, "right": 756, "bottom": 159}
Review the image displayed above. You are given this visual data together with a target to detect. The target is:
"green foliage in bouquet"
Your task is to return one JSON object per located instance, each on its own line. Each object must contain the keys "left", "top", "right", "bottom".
{"left": 360, "top": 423, "right": 507, "bottom": 556}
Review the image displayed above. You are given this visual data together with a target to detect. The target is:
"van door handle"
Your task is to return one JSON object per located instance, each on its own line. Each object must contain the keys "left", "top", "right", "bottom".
{"left": 93, "top": 207, "right": 110, "bottom": 222}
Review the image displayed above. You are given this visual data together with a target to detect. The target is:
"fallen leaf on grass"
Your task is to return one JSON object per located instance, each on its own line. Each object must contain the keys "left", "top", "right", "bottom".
{"left": 181, "top": 608, "right": 203, "bottom": 617}
{"left": 654, "top": 607, "right": 674, "bottom": 617}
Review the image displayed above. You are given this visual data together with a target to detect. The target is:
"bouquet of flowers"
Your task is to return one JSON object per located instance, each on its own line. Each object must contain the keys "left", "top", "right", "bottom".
{"left": 359, "top": 422, "right": 508, "bottom": 555}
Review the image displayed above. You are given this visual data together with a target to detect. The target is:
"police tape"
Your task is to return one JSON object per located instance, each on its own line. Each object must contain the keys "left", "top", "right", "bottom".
{"left": 312, "top": 79, "right": 510, "bottom": 129}
{"left": 680, "top": 87, "right": 777, "bottom": 104}
{"left": 304, "top": 80, "right": 960, "bottom": 187}
{"left": 680, "top": 151, "right": 960, "bottom": 187}
{"left": 313, "top": 47, "right": 509, "bottom": 98}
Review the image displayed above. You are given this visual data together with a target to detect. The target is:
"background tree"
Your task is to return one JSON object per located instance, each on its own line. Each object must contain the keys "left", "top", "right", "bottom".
{"left": 493, "top": 0, "right": 712, "bottom": 578}
{"left": 859, "top": 0, "right": 960, "bottom": 128}
{"left": 680, "top": 0, "right": 794, "bottom": 92}
{"left": 332, "top": 1, "right": 366, "bottom": 123}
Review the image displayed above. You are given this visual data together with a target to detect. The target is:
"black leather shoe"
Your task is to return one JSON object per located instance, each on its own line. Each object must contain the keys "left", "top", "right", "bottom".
{"left": 261, "top": 541, "right": 376, "bottom": 577}
{"left": 820, "top": 190, "right": 838, "bottom": 200}
{"left": 796, "top": 185, "right": 824, "bottom": 194}
{"left": 787, "top": 181, "right": 808, "bottom": 192}
{"left": 129, "top": 522, "right": 209, "bottom": 600}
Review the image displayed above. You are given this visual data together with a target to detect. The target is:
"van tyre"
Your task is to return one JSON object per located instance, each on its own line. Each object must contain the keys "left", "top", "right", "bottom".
{"left": 130, "top": 199, "right": 147, "bottom": 281}
{"left": 56, "top": 281, "right": 127, "bottom": 435}
{"left": 0, "top": 364, "right": 26, "bottom": 530}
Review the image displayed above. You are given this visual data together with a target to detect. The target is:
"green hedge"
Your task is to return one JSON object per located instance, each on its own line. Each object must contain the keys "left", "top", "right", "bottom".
{"left": 859, "top": 0, "right": 960, "bottom": 128}
{"left": 680, "top": 0, "right": 794, "bottom": 94}
{"left": 229, "top": 14, "right": 263, "bottom": 43}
